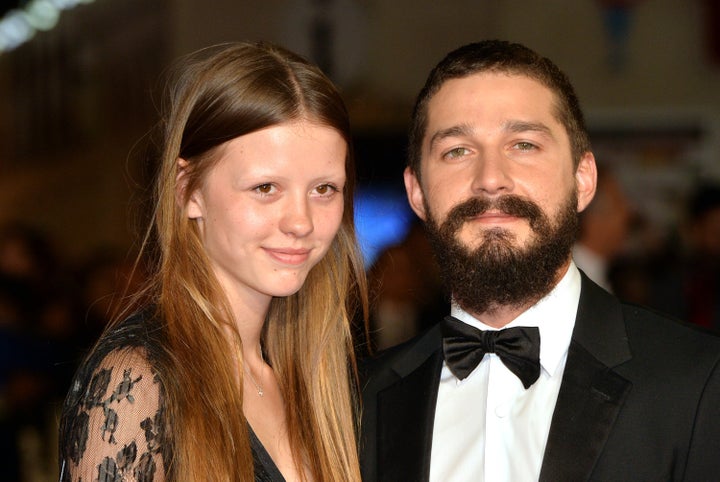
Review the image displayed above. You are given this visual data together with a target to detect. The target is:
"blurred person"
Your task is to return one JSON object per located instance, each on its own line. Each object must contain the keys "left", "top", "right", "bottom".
{"left": 59, "top": 41, "right": 368, "bottom": 482}
{"left": 360, "top": 40, "right": 720, "bottom": 481}
{"left": 0, "top": 221, "right": 59, "bottom": 321}
{"left": 0, "top": 221, "right": 85, "bottom": 392}
{"left": 0, "top": 223, "right": 64, "bottom": 481}
{"left": 368, "top": 220, "right": 447, "bottom": 350}
{"left": 0, "top": 275, "right": 33, "bottom": 482}
{"left": 650, "top": 182, "right": 720, "bottom": 330}
{"left": 0, "top": 222, "right": 58, "bottom": 289}
{"left": 572, "top": 167, "right": 633, "bottom": 292}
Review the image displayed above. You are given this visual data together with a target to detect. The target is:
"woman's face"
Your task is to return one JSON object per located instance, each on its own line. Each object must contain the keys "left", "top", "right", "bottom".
{"left": 184, "top": 120, "right": 347, "bottom": 311}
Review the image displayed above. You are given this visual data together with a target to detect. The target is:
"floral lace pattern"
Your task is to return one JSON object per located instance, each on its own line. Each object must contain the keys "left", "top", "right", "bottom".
{"left": 61, "top": 347, "right": 166, "bottom": 481}
{"left": 59, "top": 313, "right": 285, "bottom": 481}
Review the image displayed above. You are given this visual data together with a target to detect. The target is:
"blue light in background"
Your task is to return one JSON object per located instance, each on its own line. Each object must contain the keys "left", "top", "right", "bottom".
{"left": 354, "top": 185, "right": 415, "bottom": 267}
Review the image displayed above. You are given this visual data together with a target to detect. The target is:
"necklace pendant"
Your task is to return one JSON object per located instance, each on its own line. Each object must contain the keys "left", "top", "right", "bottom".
{"left": 258, "top": 389, "right": 264, "bottom": 397}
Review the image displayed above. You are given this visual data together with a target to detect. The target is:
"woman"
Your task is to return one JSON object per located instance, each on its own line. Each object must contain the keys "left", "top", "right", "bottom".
{"left": 59, "top": 41, "right": 367, "bottom": 482}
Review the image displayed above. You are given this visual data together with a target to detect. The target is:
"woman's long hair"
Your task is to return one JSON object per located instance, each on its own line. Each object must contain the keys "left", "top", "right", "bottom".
{"left": 132, "top": 41, "right": 367, "bottom": 481}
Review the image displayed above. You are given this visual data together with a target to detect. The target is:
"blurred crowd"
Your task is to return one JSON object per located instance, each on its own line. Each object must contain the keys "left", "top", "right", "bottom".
{"left": 0, "top": 179, "right": 719, "bottom": 481}
{"left": 0, "top": 222, "right": 144, "bottom": 481}
{"left": 637, "top": 182, "right": 720, "bottom": 329}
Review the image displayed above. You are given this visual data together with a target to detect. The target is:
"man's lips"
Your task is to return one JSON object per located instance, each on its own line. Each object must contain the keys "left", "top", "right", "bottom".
{"left": 264, "top": 247, "right": 311, "bottom": 265}
{"left": 470, "top": 211, "right": 522, "bottom": 224}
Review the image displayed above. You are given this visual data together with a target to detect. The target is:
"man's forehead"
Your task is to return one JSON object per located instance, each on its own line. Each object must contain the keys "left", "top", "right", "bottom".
{"left": 422, "top": 73, "right": 564, "bottom": 140}
{"left": 428, "top": 72, "right": 555, "bottom": 109}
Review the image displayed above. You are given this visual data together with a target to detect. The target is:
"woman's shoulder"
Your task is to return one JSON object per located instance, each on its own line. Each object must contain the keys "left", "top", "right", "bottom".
{"left": 59, "top": 311, "right": 169, "bottom": 481}
{"left": 63, "top": 309, "right": 165, "bottom": 416}
{"left": 67, "top": 311, "right": 160, "bottom": 389}
{"left": 100, "top": 309, "right": 163, "bottom": 352}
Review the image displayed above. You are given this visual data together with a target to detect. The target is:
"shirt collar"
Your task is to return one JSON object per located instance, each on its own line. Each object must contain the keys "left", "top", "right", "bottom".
{"left": 450, "top": 261, "right": 581, "bottom": 377}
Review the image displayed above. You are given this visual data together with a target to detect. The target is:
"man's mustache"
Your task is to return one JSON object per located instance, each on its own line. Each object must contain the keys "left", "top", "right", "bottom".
{"left": 439, "top": 195, "right": 545, "bottom": 234}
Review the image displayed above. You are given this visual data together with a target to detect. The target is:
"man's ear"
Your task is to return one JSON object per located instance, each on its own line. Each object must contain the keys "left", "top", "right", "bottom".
{"left": 575, "top": 152, "right": 597, "bottom": 213}
{"left": 176, "top": 158, "right": 204, "bottom": 219}
{"left": 404, "top": 166, "right": 428, "bottom": 221}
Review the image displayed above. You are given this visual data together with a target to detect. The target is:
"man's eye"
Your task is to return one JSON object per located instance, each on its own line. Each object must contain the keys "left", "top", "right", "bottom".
{"left": 444, "top": 147, "right": 469, "bottom": 159}
{"left": 515, "top": 142, "right": 536, "bottom": 151}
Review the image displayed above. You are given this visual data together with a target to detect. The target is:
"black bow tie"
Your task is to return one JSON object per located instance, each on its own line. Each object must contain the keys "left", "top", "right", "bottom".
{"left": 441, "top": 316, "right": 541, "bottom": 389}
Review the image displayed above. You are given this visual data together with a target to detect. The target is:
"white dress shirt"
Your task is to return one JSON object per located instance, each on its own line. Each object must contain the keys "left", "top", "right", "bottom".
{"left": 430, "top": 263, "right": 581, "bottom": 482}
{"left": 572, "top": 242, "right": 612, "bottom": 292}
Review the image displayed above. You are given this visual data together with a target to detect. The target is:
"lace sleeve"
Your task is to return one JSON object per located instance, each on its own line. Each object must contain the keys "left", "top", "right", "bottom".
{"left": 60, "top": 347, "right": 166, "bottom": 482}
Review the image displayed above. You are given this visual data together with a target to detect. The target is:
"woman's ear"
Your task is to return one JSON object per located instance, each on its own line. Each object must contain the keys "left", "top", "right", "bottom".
{"left": 176, "top": 158, "right": 204, "bottom": 219}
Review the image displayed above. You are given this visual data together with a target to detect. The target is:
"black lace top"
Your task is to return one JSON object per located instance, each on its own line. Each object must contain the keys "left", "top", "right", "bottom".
{"left": 58, "top": 313, "right": 285, "bottom": 481}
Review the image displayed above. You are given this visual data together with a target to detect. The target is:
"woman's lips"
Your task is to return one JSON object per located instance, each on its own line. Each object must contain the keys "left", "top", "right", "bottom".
{"left": 264, "top": 247, "right": 311, "bottom": 265}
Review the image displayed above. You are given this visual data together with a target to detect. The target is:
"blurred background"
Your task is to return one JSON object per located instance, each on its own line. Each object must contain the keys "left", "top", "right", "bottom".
{"left": 1, "top": 0, "right": 719, "bottom": 479}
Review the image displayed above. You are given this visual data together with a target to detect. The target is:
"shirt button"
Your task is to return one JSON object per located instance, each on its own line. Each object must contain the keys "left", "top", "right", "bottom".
{"left": 495, "top": 403, "right": 510, "bottom": 418}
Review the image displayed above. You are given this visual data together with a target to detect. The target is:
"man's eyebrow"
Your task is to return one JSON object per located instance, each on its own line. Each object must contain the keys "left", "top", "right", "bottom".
{"left": 504, "top": 120, "right": 554, "bottom": 137}
{"left": 427, "top": 124, "right": 474, "bottom": 150}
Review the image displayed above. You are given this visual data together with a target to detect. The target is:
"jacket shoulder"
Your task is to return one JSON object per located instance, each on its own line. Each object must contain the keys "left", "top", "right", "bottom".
{"left": 621, "top": 302, "right": 720, "bottom": 365}
{"left": 360, "top": 323, "right": 442, "bottom": 391}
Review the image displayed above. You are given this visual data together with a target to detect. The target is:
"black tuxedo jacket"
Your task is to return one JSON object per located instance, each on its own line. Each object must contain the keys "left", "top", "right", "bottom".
{"left": 360, "top": 274, "right": 720, "bottom": 481}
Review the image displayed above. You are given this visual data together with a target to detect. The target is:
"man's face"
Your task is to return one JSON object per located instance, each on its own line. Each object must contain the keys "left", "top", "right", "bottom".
{"left": 404, "top": 72, "right": 596, "bottom": 315}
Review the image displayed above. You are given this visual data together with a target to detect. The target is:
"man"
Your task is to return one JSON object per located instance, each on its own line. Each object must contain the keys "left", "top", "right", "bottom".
{"left": 360, "top": 40, "right": 720, "bottom": 482}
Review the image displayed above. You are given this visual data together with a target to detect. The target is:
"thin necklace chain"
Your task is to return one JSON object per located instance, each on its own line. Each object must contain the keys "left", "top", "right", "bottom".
{"left": 244, "top": 354, "right": 265, "bottom": 397}
{"left": 245, "top": 367, "right": 264, "bottom": 397}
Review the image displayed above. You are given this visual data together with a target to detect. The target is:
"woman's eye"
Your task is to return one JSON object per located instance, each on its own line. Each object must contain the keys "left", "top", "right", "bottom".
{"left": 444, "top": 147, "right": 469, "bottom": 159}
{"left": 314, "top": 184, "right": 339, "bottom": 196}
{"left": 254, "top": 183, "right": 275, "bottom": 195}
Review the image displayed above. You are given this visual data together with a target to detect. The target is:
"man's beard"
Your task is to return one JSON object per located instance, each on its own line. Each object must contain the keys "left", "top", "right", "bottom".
{"left": 424, "top": 191, "right": 579, "bottom": 315}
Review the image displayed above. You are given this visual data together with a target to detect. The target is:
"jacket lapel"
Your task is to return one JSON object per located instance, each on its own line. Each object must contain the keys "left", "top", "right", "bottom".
{"left": 376, "top": 325, "right": 444, "bottom": 482}
{"left": 539, "top": 274, "right": 633, "bottom": 481}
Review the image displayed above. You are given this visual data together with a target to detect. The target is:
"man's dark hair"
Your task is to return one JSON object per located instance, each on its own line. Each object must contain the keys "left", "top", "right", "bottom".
{"left": 407, "top": 40, "right": 591, "bottom": 177}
